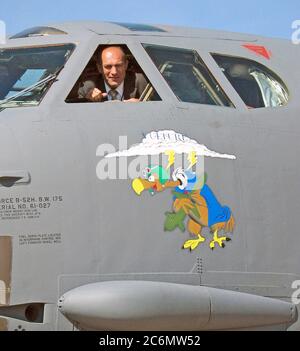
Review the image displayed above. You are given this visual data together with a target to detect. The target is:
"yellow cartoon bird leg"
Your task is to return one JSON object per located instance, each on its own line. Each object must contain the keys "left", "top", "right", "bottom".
{"left": 165, "top": 150, "right": 175, "bottom": 170}
{"left": 187, "top": 151, "right": 197, "bottom": 170}
{"left": 183, "top": 234, "right": 206, "bottom": 251}
{"left": 209, "top": 229, "right": 230, "bottom": 250}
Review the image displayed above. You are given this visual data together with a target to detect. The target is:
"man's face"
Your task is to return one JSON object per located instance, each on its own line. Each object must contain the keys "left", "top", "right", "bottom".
{"left": 100, "top": 47, "right": 128, "bottom": 89}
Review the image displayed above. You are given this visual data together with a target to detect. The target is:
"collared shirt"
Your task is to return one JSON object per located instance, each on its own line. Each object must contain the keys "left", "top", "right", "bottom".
{"left": 104, "top": 81, "right": 124, "bottom": 101}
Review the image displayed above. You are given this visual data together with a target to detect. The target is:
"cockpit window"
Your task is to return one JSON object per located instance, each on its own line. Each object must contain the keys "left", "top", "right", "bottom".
{"left": 212, "top": 54, "right": 289, "bottom": 108}
{"left": 10, "top": 26, "right": 67, "bottom": 39}
{"left": 66, "top": 44, "right": 161, "bottom": 103}
{"left": 111, "top": 22, "right": 166, "bottom": 32}
{"left": 0, "top": 44, "right": 74, "bottom": 109}
{"left": 143, "top": 44, "right": 233, "bottom": 107}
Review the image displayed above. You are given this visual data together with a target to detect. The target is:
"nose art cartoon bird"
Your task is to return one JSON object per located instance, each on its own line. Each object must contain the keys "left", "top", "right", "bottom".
{"left": 132, "top": 167, "right": 235, "bottom": 251}
{"left": 106, "top": 130, "right": 236, "bottom": 251}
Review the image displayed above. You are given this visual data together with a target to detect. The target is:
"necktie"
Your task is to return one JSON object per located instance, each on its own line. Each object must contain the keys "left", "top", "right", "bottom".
{"left": 109, "top": 89, "right": 119, "bottom": 101}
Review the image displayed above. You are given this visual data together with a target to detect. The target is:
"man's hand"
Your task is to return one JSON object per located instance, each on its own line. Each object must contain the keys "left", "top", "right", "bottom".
{"left": 86, "top": 88, "right": 108, "bottom": 102}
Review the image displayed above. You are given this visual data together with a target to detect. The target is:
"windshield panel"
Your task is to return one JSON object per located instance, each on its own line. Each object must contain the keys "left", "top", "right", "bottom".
{"left": 0, "top": 44, "right": 74, "bottom": 108}
{"left": 212, "top": 54, "right": 289, "bottom": 108}
{"left": 143, "top": 44, "right": 233, "bottom": 107}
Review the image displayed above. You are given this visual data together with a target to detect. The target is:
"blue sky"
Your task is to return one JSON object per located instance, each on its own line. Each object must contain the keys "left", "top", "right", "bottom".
{"left": 1, "top": 0, "right": 299, "bottom": 38}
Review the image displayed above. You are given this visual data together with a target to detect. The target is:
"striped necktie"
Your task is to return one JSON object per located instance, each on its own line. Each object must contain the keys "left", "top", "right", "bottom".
{"left": 109, "top": 89, "right": 119, "bottom": 101}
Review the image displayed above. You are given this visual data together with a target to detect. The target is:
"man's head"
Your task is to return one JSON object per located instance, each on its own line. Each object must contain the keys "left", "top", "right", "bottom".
{"left": 98, "top": 46, "right": 128, "bottom": 89}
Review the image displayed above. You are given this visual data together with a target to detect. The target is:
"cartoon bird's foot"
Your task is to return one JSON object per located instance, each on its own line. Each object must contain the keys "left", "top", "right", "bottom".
{"left": 209, "top": 230, "right": 230, "bottom": 250}
{"left": 183, "top": 234, "right": 206, "bottom": 251}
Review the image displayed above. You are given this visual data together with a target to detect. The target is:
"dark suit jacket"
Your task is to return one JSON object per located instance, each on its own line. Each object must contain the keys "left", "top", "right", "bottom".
{"left": 80, "top": 71, "right": 148, "bottom": 101}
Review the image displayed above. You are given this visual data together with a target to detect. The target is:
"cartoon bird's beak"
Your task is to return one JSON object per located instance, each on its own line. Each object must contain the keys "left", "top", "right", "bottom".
{"left": 132, "top": 178, "right": 153, "bottom": 195}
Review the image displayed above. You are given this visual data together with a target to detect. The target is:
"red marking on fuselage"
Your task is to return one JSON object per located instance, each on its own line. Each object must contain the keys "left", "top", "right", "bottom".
{"left": 242, "top": 44, "right": 271, "bottom": 59}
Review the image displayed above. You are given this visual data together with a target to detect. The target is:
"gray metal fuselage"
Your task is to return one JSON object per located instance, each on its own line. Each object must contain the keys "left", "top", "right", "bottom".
{"left": 0, "top": 21, "right": 299, "bottom": 331}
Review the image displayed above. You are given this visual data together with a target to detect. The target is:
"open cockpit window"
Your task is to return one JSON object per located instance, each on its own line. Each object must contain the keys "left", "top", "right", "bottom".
{"left": 212, "top": 54, "right": 289, "bottom": 108}
{"left": 0, "top": 44, "right": 74, "bottom": 110}
{"left": 66, "top": 45, "right": 161, "bottom": 103}
{"left": 143, "top": 44, "right": 233, "bottom": 107}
